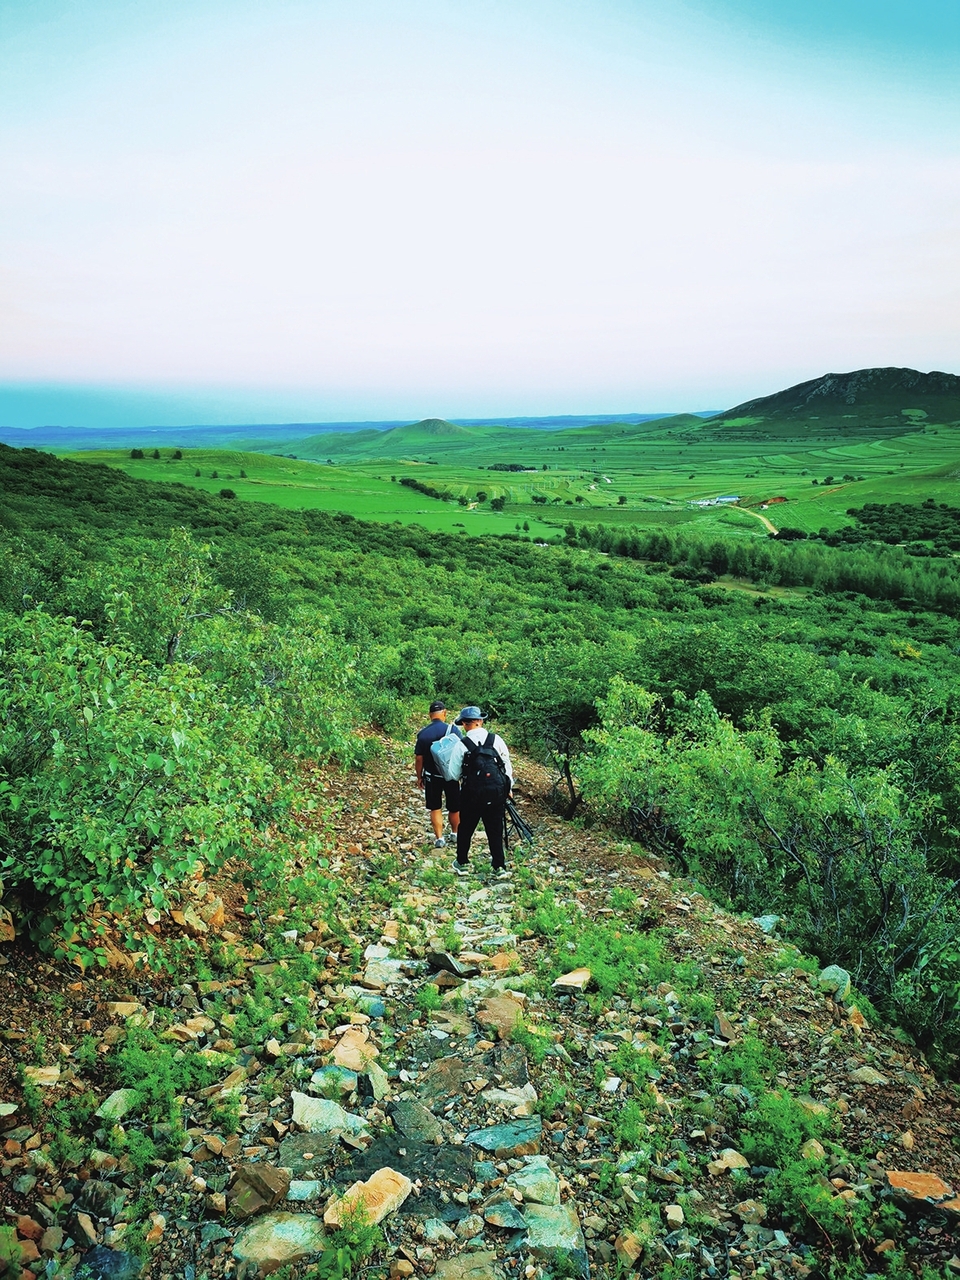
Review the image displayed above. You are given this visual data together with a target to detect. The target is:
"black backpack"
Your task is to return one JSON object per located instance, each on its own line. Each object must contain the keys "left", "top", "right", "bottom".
{"left": 461, "top": 732, "right": 509, "bottom": 805}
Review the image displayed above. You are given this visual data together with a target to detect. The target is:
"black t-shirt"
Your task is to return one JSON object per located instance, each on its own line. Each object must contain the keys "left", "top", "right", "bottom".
{"left": 415, "top": 720, "right": 463, "bottom": 776}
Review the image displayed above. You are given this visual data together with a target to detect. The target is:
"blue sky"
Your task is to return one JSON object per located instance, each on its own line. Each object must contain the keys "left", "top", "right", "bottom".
{"left": 1, "top": 1, "right": 958, "bottom": 426}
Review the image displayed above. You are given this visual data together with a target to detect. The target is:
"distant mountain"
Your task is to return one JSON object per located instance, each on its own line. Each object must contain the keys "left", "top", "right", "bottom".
{"left": 388, "top": 418, "right": 474, "bottom": 438}
{"left": 719, "top": 367, "right": 960, "bottom": 424}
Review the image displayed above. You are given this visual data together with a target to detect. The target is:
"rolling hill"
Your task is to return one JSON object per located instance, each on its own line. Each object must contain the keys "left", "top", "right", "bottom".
{"left": 714, "top": 366, "right": 960, "bottom": 431}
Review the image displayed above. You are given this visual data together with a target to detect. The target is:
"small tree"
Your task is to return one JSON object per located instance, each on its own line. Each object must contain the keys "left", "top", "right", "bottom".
{"left": 130, "top": 448, "right": 144, "bottom": 459}
{"left": 172, "top": 449, "right": 182, "bottom": 460}
{"left": 476, "top": 491, "right": 488, "bottom": 503}
{"left": 219, "top": 488, "right": 236, "bottom": 499}
{"left": 152, "top": 448, "right": 160, "bottom": 460}
{"left": 618, "top": 495, "right": 627, "bottom": 505}
{"left": 490, "top": 496, "right": 505, "bottom": 511}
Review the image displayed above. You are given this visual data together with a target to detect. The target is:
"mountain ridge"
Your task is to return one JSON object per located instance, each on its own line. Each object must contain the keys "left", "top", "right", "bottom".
{"left": 719, "top": 366, "right": 960, "bottom": 422}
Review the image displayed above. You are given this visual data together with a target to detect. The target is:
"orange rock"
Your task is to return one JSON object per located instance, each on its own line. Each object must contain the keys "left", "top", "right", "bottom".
{"left": 477, "top": 995, "right": 524, "bottom": 1040}
{"left": 886, "top": 1171, "right": 953, "bottom": 1201}
{"left": 332, "top": 1027, "right": 378, "bottom": 1071}
{"left": 324, "top": 1167, "right": 412, "bottom": 1227}
{"left": 488, "top": 952, "right": 520, "bottom": 972}
{"left": 16, "top": 1218, "right": 43, "bottom": 1242}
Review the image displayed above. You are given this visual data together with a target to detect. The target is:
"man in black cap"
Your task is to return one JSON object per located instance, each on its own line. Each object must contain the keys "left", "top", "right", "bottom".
{"left": 453, "top": 707, "right": 513, "bottom": 880}
{"left": 414, "top": 700, "right": 462, "bottom": 848}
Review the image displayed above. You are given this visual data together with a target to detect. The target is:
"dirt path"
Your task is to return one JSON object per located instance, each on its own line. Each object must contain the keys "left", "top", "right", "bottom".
{"left": 2, "top": 735, "right": 959, "bottom": 1279}
{"left": 735, "top": 505, "right": 779, "bottom": 534}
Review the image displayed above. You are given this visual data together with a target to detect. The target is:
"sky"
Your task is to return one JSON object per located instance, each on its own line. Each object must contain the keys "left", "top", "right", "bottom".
{"left": 1, "top": 0, "right": 959, "bottom": 426}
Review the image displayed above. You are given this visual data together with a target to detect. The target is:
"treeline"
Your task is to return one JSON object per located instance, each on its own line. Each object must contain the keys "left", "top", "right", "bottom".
{"left": 398, "top": 475, "right": 447, "bottom": 501}
{"left": 566, "top": 520, "right": 960, "bottom": 612}
{"left": 4, "top": 444, "right": 960, "bottom": 1068}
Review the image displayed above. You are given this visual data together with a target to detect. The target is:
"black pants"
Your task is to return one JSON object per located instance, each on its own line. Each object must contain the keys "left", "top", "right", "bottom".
{"left": 456, "top": 800, "right": 506, "bottom": 870}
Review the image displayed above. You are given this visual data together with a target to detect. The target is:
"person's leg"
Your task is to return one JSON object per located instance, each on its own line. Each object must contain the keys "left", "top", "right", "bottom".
{"left": 456, "top": 803, "right": 480, "bottom": 866}
{"left": 446, "top": 781, "right": 461, "bottom": 834}
{"left": 424, "top": 779, "right": 445, "bottom": 842}
{"left": 481, "top": 804, "right": 507, "bottom": 870}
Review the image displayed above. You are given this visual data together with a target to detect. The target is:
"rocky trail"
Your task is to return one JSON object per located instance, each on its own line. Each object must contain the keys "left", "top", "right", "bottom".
{"left": 2, "top": 737, "right": 960, "bottom": 1280}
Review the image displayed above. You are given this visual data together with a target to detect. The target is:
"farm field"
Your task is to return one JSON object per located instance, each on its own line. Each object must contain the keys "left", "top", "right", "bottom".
{"left": 65, "top": 414, "right": 960, "bottom": 540}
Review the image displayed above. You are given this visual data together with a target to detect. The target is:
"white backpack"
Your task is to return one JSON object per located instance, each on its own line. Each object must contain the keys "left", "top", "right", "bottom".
{"left": 430, "top": 726, "right": 467, "bottom": 781}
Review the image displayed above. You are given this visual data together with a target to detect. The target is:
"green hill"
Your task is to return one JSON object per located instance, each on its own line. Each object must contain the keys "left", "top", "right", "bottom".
{"left": 712, "top": 366, "right": 960, "bottom": 435}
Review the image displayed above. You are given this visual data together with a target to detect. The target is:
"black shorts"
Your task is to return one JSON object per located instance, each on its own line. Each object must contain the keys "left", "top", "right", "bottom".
{"left": 424, "top": 775, "right": 461, "bottom": 814}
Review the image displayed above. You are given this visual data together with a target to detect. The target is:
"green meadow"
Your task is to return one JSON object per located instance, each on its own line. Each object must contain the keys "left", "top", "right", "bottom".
{"left": 66, "top": 412, "right": 960, "bottom": 540}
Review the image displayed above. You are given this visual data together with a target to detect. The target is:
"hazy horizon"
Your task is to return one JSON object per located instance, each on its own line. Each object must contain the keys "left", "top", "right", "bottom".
{"left": 3, "top": 2, "right": 959, "bottom": 424}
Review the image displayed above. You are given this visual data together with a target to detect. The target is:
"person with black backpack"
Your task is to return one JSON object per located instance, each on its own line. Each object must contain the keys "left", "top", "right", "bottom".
{"left": 453, "top": 706, "right": 513, "bottom": 880}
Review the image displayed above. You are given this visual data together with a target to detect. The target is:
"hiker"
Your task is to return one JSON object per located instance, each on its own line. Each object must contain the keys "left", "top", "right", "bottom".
{"left": 453, "top": 706, "right": 513, "bottom": 880}
{"left": 414, "top": 700, "right": 462, "bottom": 848}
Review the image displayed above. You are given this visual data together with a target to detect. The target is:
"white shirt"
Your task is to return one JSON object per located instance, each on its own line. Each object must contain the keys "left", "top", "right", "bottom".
{"left": 463, "top": 726, "right": 513, "bottom": 783}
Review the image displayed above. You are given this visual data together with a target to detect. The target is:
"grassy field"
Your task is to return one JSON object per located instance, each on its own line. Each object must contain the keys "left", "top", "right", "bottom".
{"left": 64, "top": 416, "right": 960, "bottom": 540}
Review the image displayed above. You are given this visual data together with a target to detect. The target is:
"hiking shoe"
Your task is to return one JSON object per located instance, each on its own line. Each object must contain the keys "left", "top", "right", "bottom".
{"left": 451, "top": 860, "right": 469, "bottom": 877}
{"left": 492, "top": 868, "right": 512, "bottom": 881}
{"left": 434, "top": 836, "right": 447, "bottom": 849}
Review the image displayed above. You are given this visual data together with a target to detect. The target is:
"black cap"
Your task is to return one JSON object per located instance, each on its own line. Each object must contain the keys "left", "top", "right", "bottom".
{"left": 429, "top": 700, "right": 446, "bottom": 713}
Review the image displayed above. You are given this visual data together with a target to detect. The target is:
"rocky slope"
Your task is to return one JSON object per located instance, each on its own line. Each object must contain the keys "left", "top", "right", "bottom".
{"left": 2, "top": 739, "right": 959, "bottom": 1280}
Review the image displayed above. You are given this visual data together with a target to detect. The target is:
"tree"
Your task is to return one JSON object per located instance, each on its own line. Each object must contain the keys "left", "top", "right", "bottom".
{"left": 618, "top": 495, "right": 627, "bottom": 505}
{"left": 490, "top": 496, "right": 505, "bottom": 511}
{"left": 130, "top": 448, "right": 144, "bottom": 459}
{"left": 152, "top": 449, "right": 160, "bottom": 460}
{"left": 173, "top": 449, "right": 182, "bottom": 460}
{"left": 476, "top": 491, "right": 488, "bottom": 503}
{"left": 219, "top": 489, "right": 237, "bottom": 499}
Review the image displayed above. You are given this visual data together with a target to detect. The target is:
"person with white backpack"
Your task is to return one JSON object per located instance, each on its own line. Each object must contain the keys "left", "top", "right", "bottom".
{"left": 414, "top": 700, "right": 463, "bottom": 848}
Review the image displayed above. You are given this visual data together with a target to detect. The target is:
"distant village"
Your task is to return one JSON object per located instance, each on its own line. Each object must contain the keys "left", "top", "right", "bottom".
{"left": 689, "top": 494, "right": 788, "bottom": 510}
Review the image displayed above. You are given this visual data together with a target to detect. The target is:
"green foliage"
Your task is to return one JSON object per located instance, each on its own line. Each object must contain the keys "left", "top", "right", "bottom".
{"left": 415, "top": 984, "right": 443, "bottom": 1013}
{"left": 0, "top": 1225, "right": 21, "bottom": 1280}
{"left": 739, "top": 1090, "right": 831, "bottom": 1165}
{"left": 511, "top": 1019, "right": 553, "bottom": 1064}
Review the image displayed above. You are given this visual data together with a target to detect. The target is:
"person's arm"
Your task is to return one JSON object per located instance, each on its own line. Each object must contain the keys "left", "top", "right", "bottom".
{"left": 496, "top": 736, "right": 514, "bottom": 789}
{"left": 415, "top": 753, "right": 425, "bottom": 786}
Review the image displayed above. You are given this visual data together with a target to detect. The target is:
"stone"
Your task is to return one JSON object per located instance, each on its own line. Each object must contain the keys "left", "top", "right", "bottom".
{"left": 551, "top": 969, "right": 592, "bottom": 993}
{"left": 290, "top": 1093, "right": 369, "bottom": 1137}
{"left": 849, "top": 1065, "right": 889, "bottom": 1086}
{"left": 74, "top": 1247, "right": 144, "bottom": 1279}
{"left": 664, "top": 1204, "right": 684, "bottom": 1229}
{"left": 232, "top": 1212, "right": 327, "bottom": 1277}
{"left": 733, "top": 1199, "right": 767, "bottom": 1224}
{"left": 23, "top": 1065, "right": 60, "bottom": 1088}
{"left": 366, "top": 1061, "right": 391, "bottom": 1101}
{"left": 706, "top": 1148, "right": 750, "bottom": 1176}
{"left": 942, "top": 1198, "right": 960, "bottom": 1218}
{"left": 435, "top": 1251, "right": 504, "bottom": 1280}
{"left": 484, "top": 1201, "right": 527, "bottom": 1230}
{"left": 427, "top": 952, "right": 481, "bottom": 978}
{"left": 229, "top": 1165, "right": 292, "bottom": 1218}
{"left": 309, "top": 1066, "right": 358, "bottom": 1097}
{"left": 886, "top": 1171, "right": 954, "bottom": 1202}
{"left": 505, "top": 1157, "right": 561, "bottom": 1206}
{"left": 481, "top": 1083, "right": 538, "bottom": 1116}
{"left": 104, "top": 1002, "right": 143, "bottom": 1018}
{"left": 332, "top": 1027, "right": 378, "bottom": 1071}
{"left": 418, "top": 1056, "right": 472, "bottom": 1102}
{"left": 713, "top": 1012, "right": 736, "bottom": 1041}
{"left": 465, "top": 1117, "right": 542, "bottom": 1158}
{"left": 477, "top": 995, "right": 524, "bottom": 1041}
{"left": 614, "top": 1231, "right": 644, "bottom": 1268}
{"left": 423, "top": 1219, "right": 457, "bottom": 1243}
{"left": 389, "top": 1099, "right": 442, "bottom": 1143}
{"left": 752, "top": 914, "right": 780, "bottom": 934}
{"left": 455, "top": 1213, "right": 485, "bottom": 1239}
{"left": 324, "top": 1167, "right": 413, "bottom": 1227}
{"left": 276, "top": 1132, "right": 338, "bottom": 1175}
{"left": 337, "top": 1134, "right": 475, "bottom": 1188}
{"left": 493, "top": 1043, "right": 529, "bottom": 1087}
{"left": 800, "top": 1139, "right": 826, "bottom": 1161}
{"left": 287, "top": 1180, "right": 323, "bottom": 1202}
{"left": 797, "top": 1096, "right": 831, "bottom": 1118}
{"left": 523, "top": 1203, "right": 589, "bottom": 1278}
{"left": 95, "top": 1090, "right": 140, "bottom": 1122}
{"left": 818, "top": 965, "right": 852, "bottom": 1001}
